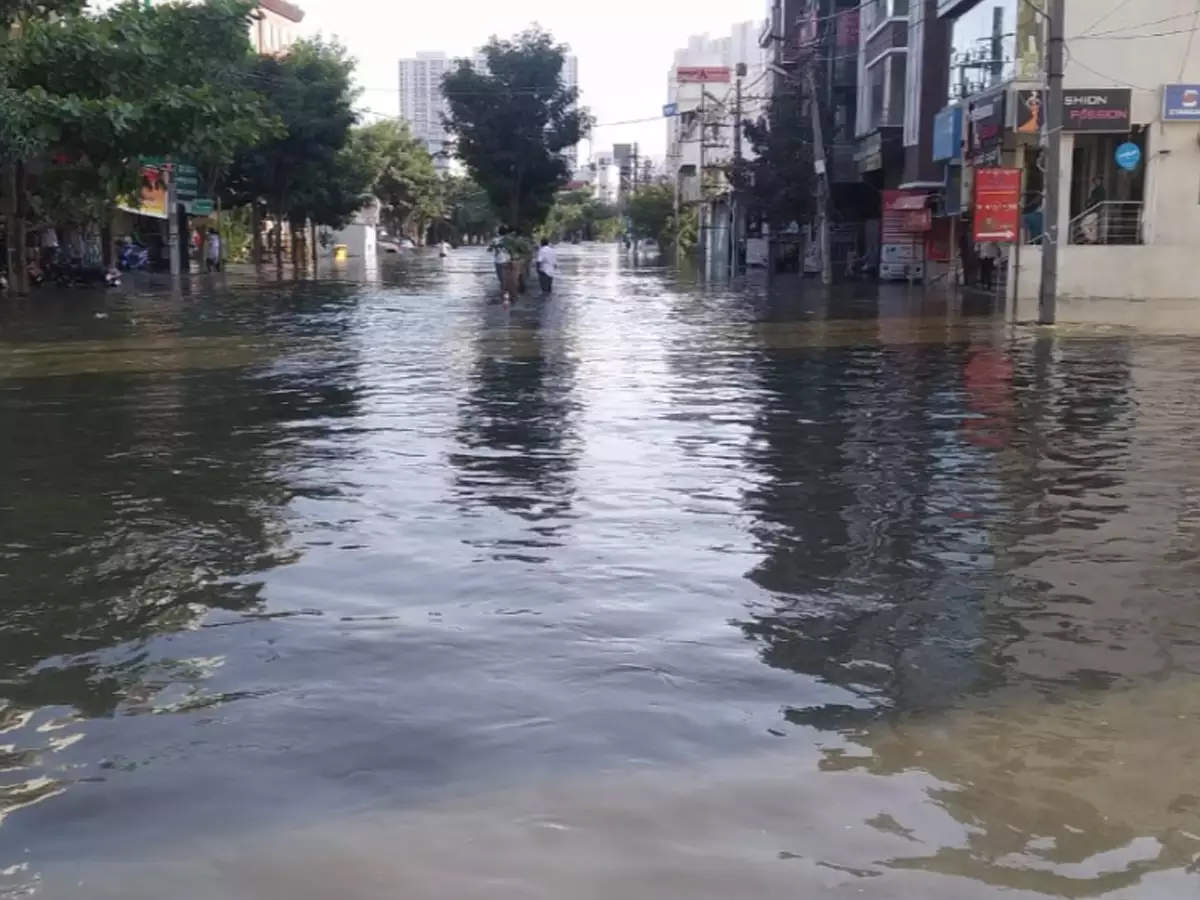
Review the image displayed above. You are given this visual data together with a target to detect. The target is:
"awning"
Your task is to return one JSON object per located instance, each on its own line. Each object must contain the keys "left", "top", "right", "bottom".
{"left": 888, "top": 193, "right": 930, "bottom": 210}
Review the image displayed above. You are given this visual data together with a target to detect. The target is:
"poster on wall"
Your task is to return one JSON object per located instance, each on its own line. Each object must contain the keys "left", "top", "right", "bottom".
{"left": 972, "top": 168, "right": 1022, "bottom": 243}
{"left": 1016, "top": 90, "right": 1044, "bottom": 135}
{"left": 968, "top": 87, "right": 1006, "bottom": 164}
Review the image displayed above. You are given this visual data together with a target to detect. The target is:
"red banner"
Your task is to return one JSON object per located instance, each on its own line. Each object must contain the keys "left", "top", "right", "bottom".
{"left": 676, "top": 66, "right": 731, "bottom": 84}
{"left": 973, "top": 168, "right": 1021, "bottom": 243}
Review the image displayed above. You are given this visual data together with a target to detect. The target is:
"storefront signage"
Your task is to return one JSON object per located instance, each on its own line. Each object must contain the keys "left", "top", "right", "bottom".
{"left": 967, "top": 87, "right": 1006, "bottom": 163}
{"left": 1016, "top": 90, "right": 1044, "bottom": 135}
{"left": 973, "top": 168, "right": 1022, "bottom": 243}
{"left": 676, "top": 66, "right": 730, "bottom": 84}
{"left": 1162, "top": 83, "right": 1200, "bottom": 121}
{"left": 1115, "top": 142, "right": 1141, "bottom": 171}
{"left": 932, "top": 105, "right": 963, "bottom": 162}
{"left": 1062, "top": 89, "right": 1131, "bottom": 132}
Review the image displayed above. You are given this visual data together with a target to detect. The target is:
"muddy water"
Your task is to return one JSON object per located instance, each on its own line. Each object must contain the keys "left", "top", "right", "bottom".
{"left": 1, "top": 246, "right": 1198, "bottom": 897}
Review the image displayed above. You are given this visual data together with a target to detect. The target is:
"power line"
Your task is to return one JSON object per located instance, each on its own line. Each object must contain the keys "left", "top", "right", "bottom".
{"left": 1179, "top": 0, "right": 1200, "bottom": 81}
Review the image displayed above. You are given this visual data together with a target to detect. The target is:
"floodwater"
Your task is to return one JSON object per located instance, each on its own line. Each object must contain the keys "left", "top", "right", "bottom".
{"left": 1, "top": 245, "right": 1199, "bottom": 898}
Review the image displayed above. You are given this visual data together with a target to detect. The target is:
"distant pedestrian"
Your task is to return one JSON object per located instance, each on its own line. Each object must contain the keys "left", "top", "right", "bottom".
{"left": 536, "top": 238, "right": 557, "bottom": 294}
{"left": 489, "top": 227, "right": 511, "bottom": 291}
{"left": 39, "top": 225, "right": 59, "bottom": 269}
{"left": 439, "top": 240, "right": 449, "bottom": 258}
{"left": 205, "top": 229, "right": 221, "bottom": 272}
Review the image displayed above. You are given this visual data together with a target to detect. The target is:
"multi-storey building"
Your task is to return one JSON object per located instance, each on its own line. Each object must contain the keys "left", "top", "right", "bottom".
{"left": 932, "top": 0, "right": 1200, "bottom": 309}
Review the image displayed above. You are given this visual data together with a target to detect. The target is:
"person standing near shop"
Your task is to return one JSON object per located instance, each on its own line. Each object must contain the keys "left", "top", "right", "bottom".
{"left": 205, "top": 228, "right": 222, "bottom": 272}
{"left": 536, "top": 238, "right": 557, "bottom": 294}
{"left": 978, "top": 241, "right": 1000, "bottom": 291}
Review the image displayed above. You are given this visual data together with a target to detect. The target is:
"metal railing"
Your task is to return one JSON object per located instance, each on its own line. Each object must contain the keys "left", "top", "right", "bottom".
{"left": 1068, "top": 201, "right": 1144, "bottom": 245}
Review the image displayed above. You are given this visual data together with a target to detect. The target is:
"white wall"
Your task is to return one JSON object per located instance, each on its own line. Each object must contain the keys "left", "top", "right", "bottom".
{"left": 1015, "top": 244, "right": 1200, "bottom": 308}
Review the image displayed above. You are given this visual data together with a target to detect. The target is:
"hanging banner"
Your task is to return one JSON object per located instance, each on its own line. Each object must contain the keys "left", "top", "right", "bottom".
{"left": 116, "top": 163, "right": 169, "bottom": 219}
{"left": 1016, "top": 0, "right": 1045, "bottom": 79}
{"left": 973, "top": 168, "right": 1021, "bottom": 243}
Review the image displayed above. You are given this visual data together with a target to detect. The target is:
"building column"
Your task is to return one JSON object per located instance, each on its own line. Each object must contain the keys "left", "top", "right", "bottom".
{"left": 1057, "top": 133, "right": 1074, "bottom": 240}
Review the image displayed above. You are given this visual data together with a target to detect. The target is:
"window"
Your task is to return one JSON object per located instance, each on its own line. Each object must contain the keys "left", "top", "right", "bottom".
{"left": 862, "top": 0, "right": 910, "bottom": 35}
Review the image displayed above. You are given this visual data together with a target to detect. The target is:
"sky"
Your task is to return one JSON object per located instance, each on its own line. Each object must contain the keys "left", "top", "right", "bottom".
{"left": 295, "top": 0, "right": 768, "bottom": 161}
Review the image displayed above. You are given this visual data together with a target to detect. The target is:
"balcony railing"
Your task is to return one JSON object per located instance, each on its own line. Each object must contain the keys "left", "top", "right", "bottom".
{"left": 1068, "top": 202, "right": 1144, "bottom": 246}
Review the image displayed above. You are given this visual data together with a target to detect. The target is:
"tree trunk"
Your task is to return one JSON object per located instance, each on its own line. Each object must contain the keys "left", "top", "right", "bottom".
{"left": 251, "top": 202, "right": 262, "bottom": 267}
{"left": 310, "top": 221, "right": 318, "bottom": 273}
{"left": 12, "top": 161, "right": 28, "bottom": 295}
{"left": 273, "top": 213, "right": 282, "bottom": 272}
{"left": 4, "top": 162, "right": 21, "bottom": 294}
{"left": 101, "top": 217, "right": 113, "bottom": 268}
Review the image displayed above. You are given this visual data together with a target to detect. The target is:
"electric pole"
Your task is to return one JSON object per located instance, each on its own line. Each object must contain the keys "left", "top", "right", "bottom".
{"left": 1039, "top": 0, "right": 1065, "bottom": 324}
{"left": 698, "top": 91, "right": 707, "bottom": 267}
{"left": 806, "top": 68, "right": 832, "bottom": 286}
{"left": 632, "top": 142, "right": 639, "bottom": 255}
{"left": 732, "top": 62, "right": 745, "bottom": 274}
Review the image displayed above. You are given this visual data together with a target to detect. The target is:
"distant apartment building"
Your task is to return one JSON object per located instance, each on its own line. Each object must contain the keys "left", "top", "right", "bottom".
{"left": 399, "top": 50, "right": 579, "bottom": 174}
{"left": 249, "top": 0, "right": 303, "bottom": 55}
{"left": 398, "top": 52, "right": 457, "bottom": 172}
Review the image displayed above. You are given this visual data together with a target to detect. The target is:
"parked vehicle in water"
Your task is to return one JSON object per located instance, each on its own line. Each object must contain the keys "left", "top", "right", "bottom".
{"left": 118, "top": 240, "right": 150, "bottom": 271}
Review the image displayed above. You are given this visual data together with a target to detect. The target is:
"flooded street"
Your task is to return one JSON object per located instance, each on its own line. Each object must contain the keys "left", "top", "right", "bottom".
{"left": 2, "top": 244, "right": 1199, "bottom": 898}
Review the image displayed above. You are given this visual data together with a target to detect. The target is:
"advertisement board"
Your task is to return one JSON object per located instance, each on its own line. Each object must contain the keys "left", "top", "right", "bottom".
{"left": 967, "top": 86, "right": 1006, "bottom": 163}
{"left": 676, "top": 66, "right": 731, "bottom": 84}
{"left": 116, "top": 163, "right": 169, "bottom": 219}
{"left": 1062, "top": 89, "right": 1131, "bottom": 132}
{"left": 1163, "top": 83, "right": 1200, "bottom": 121}
{"left": 972, "top": 168, "right": 1021, "bottom": 243}
{"left": 932, "top": 105, "right": 963, "bottom": 162}
{"left": 1016, "top": 90, "right": 1044, "bottom": 135}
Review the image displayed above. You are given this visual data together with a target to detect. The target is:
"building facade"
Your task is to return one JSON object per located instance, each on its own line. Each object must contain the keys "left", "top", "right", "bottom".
{"left": 929, "top": 0, "right": 1200, "bottom": 308}
{"left": 249, "top": 0, "right": 303, "bottom": 55}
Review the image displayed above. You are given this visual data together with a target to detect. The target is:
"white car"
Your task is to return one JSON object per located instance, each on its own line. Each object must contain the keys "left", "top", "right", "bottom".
{"left": 377, "top": 234, "right": 416, "bottom": 254}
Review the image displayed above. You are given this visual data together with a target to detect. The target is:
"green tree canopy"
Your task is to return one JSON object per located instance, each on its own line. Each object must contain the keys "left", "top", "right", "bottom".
{"left": 741, "top": 93, "right": 814, "bottom": 229}
{"left": 442, "top": 27, "right": 591, "bottom": 232}
{"left": 628, "top": 183, "right": 675, "bottom": 243}
{"left": 543, "top": 188, "right": 619, "bottom": 242}
{"left": 224, "top": 36, "right": 365, "bottom": 236}
{"left": 7, "top": 0, "right": 270, "bottom": 213}
{"left": 440, "top": 174, "right": 497, "bottom": 243}
{"left": 349, "top": 119, "right": 440, "bottom": 239}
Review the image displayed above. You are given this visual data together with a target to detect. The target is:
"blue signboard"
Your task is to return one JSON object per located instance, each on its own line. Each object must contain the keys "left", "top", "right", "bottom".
{"left": 662, "top": 102, "right": 679, "bottom": 118}
{"left": 1115, "top": 142, "right": 1141, "bottom": 171}
{"left": 932, "top": 105, "right": 963, "bottom": 162}
{"left": 1163, "top": 83, "right": 1200, "bottom": 121}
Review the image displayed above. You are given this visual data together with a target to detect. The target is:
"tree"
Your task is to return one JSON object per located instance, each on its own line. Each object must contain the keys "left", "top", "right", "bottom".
{"left": 439, "top": 175, "right": 497, "bottom": 244}
{"left": 543, "top": 188, "right": 620, "bottom": 242}
{"left": 349, "top": 120, "right": 440, "bottom": 241}
{"left": 224, "top": 37, "right": 364, "bottom": 266}
{"left": 1, "top": 0, "right": 269, "bottom": 285}
{"left": 442, "top": 27, "right": 591, "bottom": 232}
{"left": 741, "top": 91, "right": 814, "bottom": 230}
{"left": 628, "top": 184, "right": 675, "bottom": 244}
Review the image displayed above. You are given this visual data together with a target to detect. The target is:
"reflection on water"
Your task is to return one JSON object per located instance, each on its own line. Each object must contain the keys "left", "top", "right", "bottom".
{"left": 2, "top": 251, "right": 1200, "bottom": 898}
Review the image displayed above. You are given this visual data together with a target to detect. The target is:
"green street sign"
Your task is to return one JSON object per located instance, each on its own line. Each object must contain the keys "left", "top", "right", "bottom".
{"left": 186, "top": 198, "right": 213, "bottom": 216}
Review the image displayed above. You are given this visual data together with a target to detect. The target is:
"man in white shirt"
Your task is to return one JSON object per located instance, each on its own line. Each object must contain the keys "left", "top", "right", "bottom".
{"left": 536, "top": 238, "right": 558, "bottom": 294}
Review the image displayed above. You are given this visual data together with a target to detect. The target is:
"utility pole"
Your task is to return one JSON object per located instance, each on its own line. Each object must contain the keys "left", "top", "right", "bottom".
{"left": 167, "top": 162, "right": 180, "bottom": 279}
{"left": 698, "top": 91, "right": 707, "bottom": 268}
{"left": 1039, "top": 0, "right": 1065, "bottom": 324}
{"left": 632, "top": 142, "right": 639, "bottom": 255}
{"left": 732, "top": 62, "right": 745, "bottom": 274}
{"left": 806, "top": 68, "right": 832, "bottom": 286}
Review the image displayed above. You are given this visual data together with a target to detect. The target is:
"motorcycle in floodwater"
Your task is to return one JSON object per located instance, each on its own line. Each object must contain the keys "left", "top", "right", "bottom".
{"left": 118, "top": 241, "right": 150, "bottom": 271}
